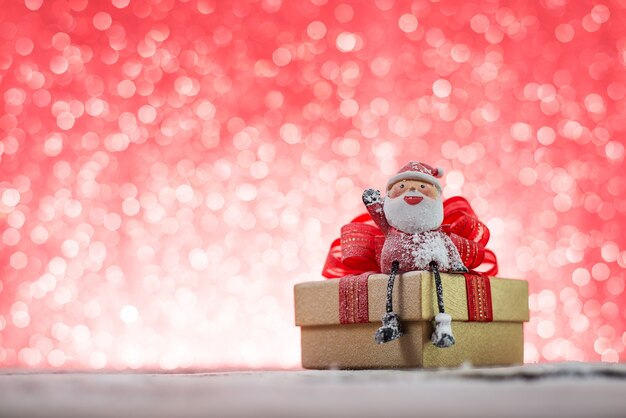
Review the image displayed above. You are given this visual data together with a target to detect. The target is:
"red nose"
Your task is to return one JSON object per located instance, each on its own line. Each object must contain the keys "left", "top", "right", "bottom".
{"left": 404, "top": 195, "right": 423, "bottom": 205}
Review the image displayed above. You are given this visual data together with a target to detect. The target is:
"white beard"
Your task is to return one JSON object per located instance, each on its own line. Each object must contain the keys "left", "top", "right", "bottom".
{"left": 383, "top": 192, "right": 444, "bottom": 234}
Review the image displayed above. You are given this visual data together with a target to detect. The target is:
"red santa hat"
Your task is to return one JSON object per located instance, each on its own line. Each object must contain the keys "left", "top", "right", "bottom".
{"left": 386, "top": 161, "right": 444, "bottom": 192}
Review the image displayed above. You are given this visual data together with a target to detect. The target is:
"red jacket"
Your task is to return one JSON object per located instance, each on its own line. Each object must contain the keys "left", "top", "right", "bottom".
{"left": 366, "top": 201, "right": 467, "bottom": 274}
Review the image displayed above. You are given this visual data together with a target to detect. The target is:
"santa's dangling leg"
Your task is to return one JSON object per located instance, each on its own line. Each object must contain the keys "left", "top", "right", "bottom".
{"left": 430, "top": 261, "right": 456, "bottom": 348}
{"left": 374, "top": 260, "right": 403, "bottom": 344}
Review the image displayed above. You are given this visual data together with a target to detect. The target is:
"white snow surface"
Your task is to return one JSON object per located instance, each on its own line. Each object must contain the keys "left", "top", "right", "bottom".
{"left": 1, "top": 363, "right": 626, "bottom": 418}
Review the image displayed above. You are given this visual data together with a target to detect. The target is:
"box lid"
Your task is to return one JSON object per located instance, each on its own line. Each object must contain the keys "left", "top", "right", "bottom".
{"left": 294, "top": 271, "right": 529, "bottom": 327}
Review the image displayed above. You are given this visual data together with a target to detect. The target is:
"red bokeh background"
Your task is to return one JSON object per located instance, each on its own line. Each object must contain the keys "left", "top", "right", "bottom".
{"left": 0, "top": 0, "right": 625, "bottom": 369}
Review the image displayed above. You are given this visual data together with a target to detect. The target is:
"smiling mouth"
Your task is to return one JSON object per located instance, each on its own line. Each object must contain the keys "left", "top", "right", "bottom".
{"left": 403, "top": 195, "right": 423, "bottom": 205}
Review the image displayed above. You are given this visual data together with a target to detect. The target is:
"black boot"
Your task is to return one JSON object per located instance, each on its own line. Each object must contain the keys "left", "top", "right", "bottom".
{"left": 375, "top": 312, "right": 402, "bottom": 343}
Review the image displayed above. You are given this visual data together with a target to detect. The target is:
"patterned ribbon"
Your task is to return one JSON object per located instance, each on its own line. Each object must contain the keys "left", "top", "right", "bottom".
{"left": 338, "top": 273, "right": 371, "bottom": 324}
{"left": 464, "top": 273, "right": 493, "bottom": 322}
{"left": 322, "top": 196, "right": 498, "bottom": 279}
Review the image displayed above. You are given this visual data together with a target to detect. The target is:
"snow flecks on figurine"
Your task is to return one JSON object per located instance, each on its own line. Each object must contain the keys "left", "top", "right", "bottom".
{"left": 409, "top": 231, "right": 466, "bottom": 273}
{"left": 362, "top": 161, "right": 468, "bottom": 348}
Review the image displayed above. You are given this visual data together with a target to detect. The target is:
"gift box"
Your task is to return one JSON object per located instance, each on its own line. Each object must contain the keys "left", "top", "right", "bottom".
{"left": 294, "top": 271, "right": 528, "bottom": 369}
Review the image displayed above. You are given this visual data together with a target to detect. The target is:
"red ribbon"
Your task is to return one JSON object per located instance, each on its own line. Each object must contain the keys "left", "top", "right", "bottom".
{"left": 338, "top": 274, "right": 370, "bottom": 324}
{"left": 322, "top": 196, "right": 498, "bottom": 278}
{"left": 464, "top": 273, "right": 493, "bottom": 322}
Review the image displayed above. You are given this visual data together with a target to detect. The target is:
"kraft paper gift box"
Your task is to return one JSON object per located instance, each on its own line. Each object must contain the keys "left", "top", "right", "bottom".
{"left": 294, "top": 271, "right": 529, "bottom": 369}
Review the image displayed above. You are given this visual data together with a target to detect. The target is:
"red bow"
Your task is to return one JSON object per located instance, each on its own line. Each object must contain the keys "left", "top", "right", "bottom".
{"left": 322, "top": 196, "right": 498, "bottom": 278}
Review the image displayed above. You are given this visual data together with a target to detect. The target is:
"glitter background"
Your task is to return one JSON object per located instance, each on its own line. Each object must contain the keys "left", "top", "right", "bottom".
{"left": 0, "top": 0, "right": 625, "bottom": 369}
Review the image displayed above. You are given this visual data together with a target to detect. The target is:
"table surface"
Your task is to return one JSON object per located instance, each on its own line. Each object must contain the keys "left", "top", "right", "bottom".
{"left": 1, "top": 363, "right": 625, "bottom": 418}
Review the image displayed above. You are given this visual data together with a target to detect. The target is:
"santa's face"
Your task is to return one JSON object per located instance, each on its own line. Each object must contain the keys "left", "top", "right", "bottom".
{"left": 383, "top": 179, "right": 443, "bottom": 234}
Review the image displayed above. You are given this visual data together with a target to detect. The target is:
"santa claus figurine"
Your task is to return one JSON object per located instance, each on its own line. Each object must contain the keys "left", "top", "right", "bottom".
{"left": 362, "top": 161, "right": 468, "bottom": 348}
